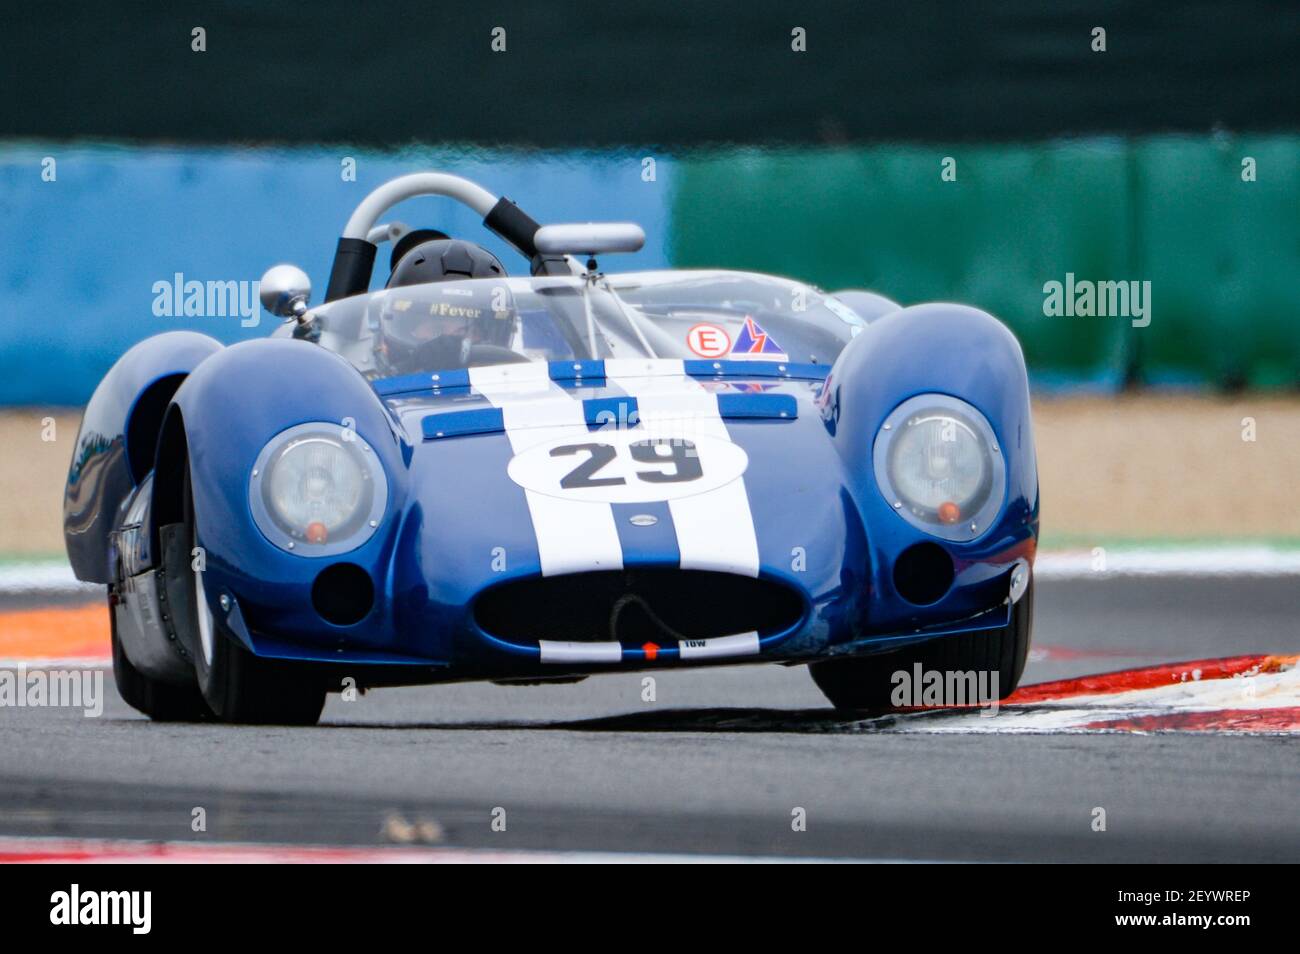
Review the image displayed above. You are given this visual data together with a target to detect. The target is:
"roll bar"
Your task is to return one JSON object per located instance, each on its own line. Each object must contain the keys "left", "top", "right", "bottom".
{"left": 324, "top": 172, "right": 547, "bottom": 302}
{"left": 342, "top": 173, "right": 497, "bottom": 238}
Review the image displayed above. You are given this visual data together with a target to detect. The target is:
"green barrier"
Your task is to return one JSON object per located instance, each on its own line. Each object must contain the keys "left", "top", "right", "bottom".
{"left": 1132, "top": 136, "right": 1299, "bottom": 389}
{"left": 669, "top": 137, "right": 1299, "bottom": 389}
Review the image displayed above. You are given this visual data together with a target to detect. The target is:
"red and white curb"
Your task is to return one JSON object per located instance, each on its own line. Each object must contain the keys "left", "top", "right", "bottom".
{"left": 877, "top": 654, "right": 1300, "bottom": 735}
{"left": 0, "top": 836, "right": 851, "bottom": 864}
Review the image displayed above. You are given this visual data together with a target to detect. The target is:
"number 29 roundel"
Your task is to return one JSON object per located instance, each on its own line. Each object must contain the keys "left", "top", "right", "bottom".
{"left": 506, "top": 431, "right": 749, "bottom": 503}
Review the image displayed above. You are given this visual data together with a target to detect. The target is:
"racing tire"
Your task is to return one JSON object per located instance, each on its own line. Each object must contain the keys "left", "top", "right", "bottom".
{"left": 109, "top": 592, "right": 212, "bottom": 722}
{"left": 176, "top": 464, "right": 326, "bottom": 726}
{"left": 809, "top": 579, "right": 1034, "bottom": 711}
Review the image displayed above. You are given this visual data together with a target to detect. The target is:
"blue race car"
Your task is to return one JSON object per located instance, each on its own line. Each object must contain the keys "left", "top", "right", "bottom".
{"left": 65, "top": 171, "right": 1038, "bottom": 724}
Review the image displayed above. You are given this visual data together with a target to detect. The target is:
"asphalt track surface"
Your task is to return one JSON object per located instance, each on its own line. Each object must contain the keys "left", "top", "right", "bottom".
{"left": 1, "top": 576, "right": 1297, "bottom": 862}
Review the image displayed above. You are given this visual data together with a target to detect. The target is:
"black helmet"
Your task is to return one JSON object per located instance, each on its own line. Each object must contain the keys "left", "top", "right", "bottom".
{"left": 388, "top": 238, "right": 506, "bottom": 288}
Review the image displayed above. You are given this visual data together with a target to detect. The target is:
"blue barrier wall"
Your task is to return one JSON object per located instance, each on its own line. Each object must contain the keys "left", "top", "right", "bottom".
{"left": 0, "top": 144, "right": 672, "bottom": 405}
{"left": 3, "top": 138, "right": 1296, "bottom": 404}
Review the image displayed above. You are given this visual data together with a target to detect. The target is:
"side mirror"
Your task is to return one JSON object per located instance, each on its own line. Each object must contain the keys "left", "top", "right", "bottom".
{"left": 533, "top": 223, "right": 645, "bottom": 257}
{"left": 259, "top": 264, "right": 312, "bottom": 319}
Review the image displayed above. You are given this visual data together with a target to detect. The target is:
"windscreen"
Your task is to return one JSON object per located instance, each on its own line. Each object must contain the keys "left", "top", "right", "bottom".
{"left": 312, "top": 271, "right": 864, "bottom": 378}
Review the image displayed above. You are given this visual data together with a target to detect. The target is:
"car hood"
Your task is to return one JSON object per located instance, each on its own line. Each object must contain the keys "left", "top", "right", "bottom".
{"left": 373, "top": 359, "right": 861, "bottom": 612}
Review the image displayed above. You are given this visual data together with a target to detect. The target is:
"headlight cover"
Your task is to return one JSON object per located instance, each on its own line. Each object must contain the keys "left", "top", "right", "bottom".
{"left": 249, "top": 422, "right": 388, "bottom": 556}
{"left": 872, "top": 394, "right": 1006, "bottom": 541}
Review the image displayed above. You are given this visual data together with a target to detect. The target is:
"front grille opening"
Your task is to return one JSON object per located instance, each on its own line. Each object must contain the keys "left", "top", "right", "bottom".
{"left": 474, "top": 570, "right": 804, "bottom": 644}
{"left": 893, "top": 542, "right": 955, "bottom": 605}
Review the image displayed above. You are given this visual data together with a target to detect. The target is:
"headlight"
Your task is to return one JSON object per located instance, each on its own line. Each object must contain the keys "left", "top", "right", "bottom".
{"left": 249, "top": 422, "right": 388, "bottom": 556}
{"left": 873, "top": 394, "right": 1005, "bottom": 541}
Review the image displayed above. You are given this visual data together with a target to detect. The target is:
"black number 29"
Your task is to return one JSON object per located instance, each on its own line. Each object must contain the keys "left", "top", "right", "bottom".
{"left": 551, "top": 439, "right": 703, "bottom": 489}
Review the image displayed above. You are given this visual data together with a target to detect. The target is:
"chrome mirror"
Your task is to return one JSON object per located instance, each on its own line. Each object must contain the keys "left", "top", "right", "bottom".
{"left": 259, "top": 264, "right": 312, "bottom": 319}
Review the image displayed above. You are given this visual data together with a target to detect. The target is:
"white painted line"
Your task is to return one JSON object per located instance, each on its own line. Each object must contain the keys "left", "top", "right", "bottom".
{"left": 0, "top": 563, "right": 99, "bottom": 595}
{"left": 1035, "top": 546, "right": 1300, "bottom": 579}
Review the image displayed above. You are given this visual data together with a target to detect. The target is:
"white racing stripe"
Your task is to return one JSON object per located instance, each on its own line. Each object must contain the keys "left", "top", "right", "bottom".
{"left": 605, "top": 359, "right": 761, "bottom": 577}
{"left": 678, "top": 631, "right": 761, "bottom": 660}
{"left": 538, "top": 640, "right": 623, "bottom": 664}
{"left": 469, "top": 364, "right": 622, "bottom": 577}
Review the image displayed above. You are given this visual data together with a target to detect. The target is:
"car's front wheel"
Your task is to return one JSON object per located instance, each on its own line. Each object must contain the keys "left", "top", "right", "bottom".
{"left": 170, "top": 463, "right": 326, "bottom": 726}
{"left": 809, "top": 579, "right": 1034, "bottom": 711}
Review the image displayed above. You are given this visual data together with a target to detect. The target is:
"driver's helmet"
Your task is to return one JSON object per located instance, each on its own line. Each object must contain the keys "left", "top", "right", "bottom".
{"left": 388, "top": 238, "right": 506, "bottom": 287}
{"left": 376, "top": 280, "right": 517, "bottom": 374}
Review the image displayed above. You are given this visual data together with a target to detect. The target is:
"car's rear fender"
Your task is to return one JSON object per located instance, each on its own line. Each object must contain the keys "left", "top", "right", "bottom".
{"left": 64, "top": 331, "right": 223, "bottom": 582}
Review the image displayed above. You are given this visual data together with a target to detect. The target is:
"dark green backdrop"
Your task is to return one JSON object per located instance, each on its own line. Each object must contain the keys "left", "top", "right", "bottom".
{"left": 3, "top": 1, "right": 1295, "bottom": 146}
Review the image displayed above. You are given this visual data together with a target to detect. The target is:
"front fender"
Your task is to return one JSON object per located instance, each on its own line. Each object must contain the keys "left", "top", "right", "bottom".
{"left": 169, "top": 338, "right": 412, "bottom": 647}
{"left": 822, "top": 303, "right": 1039, "bottom": 633}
